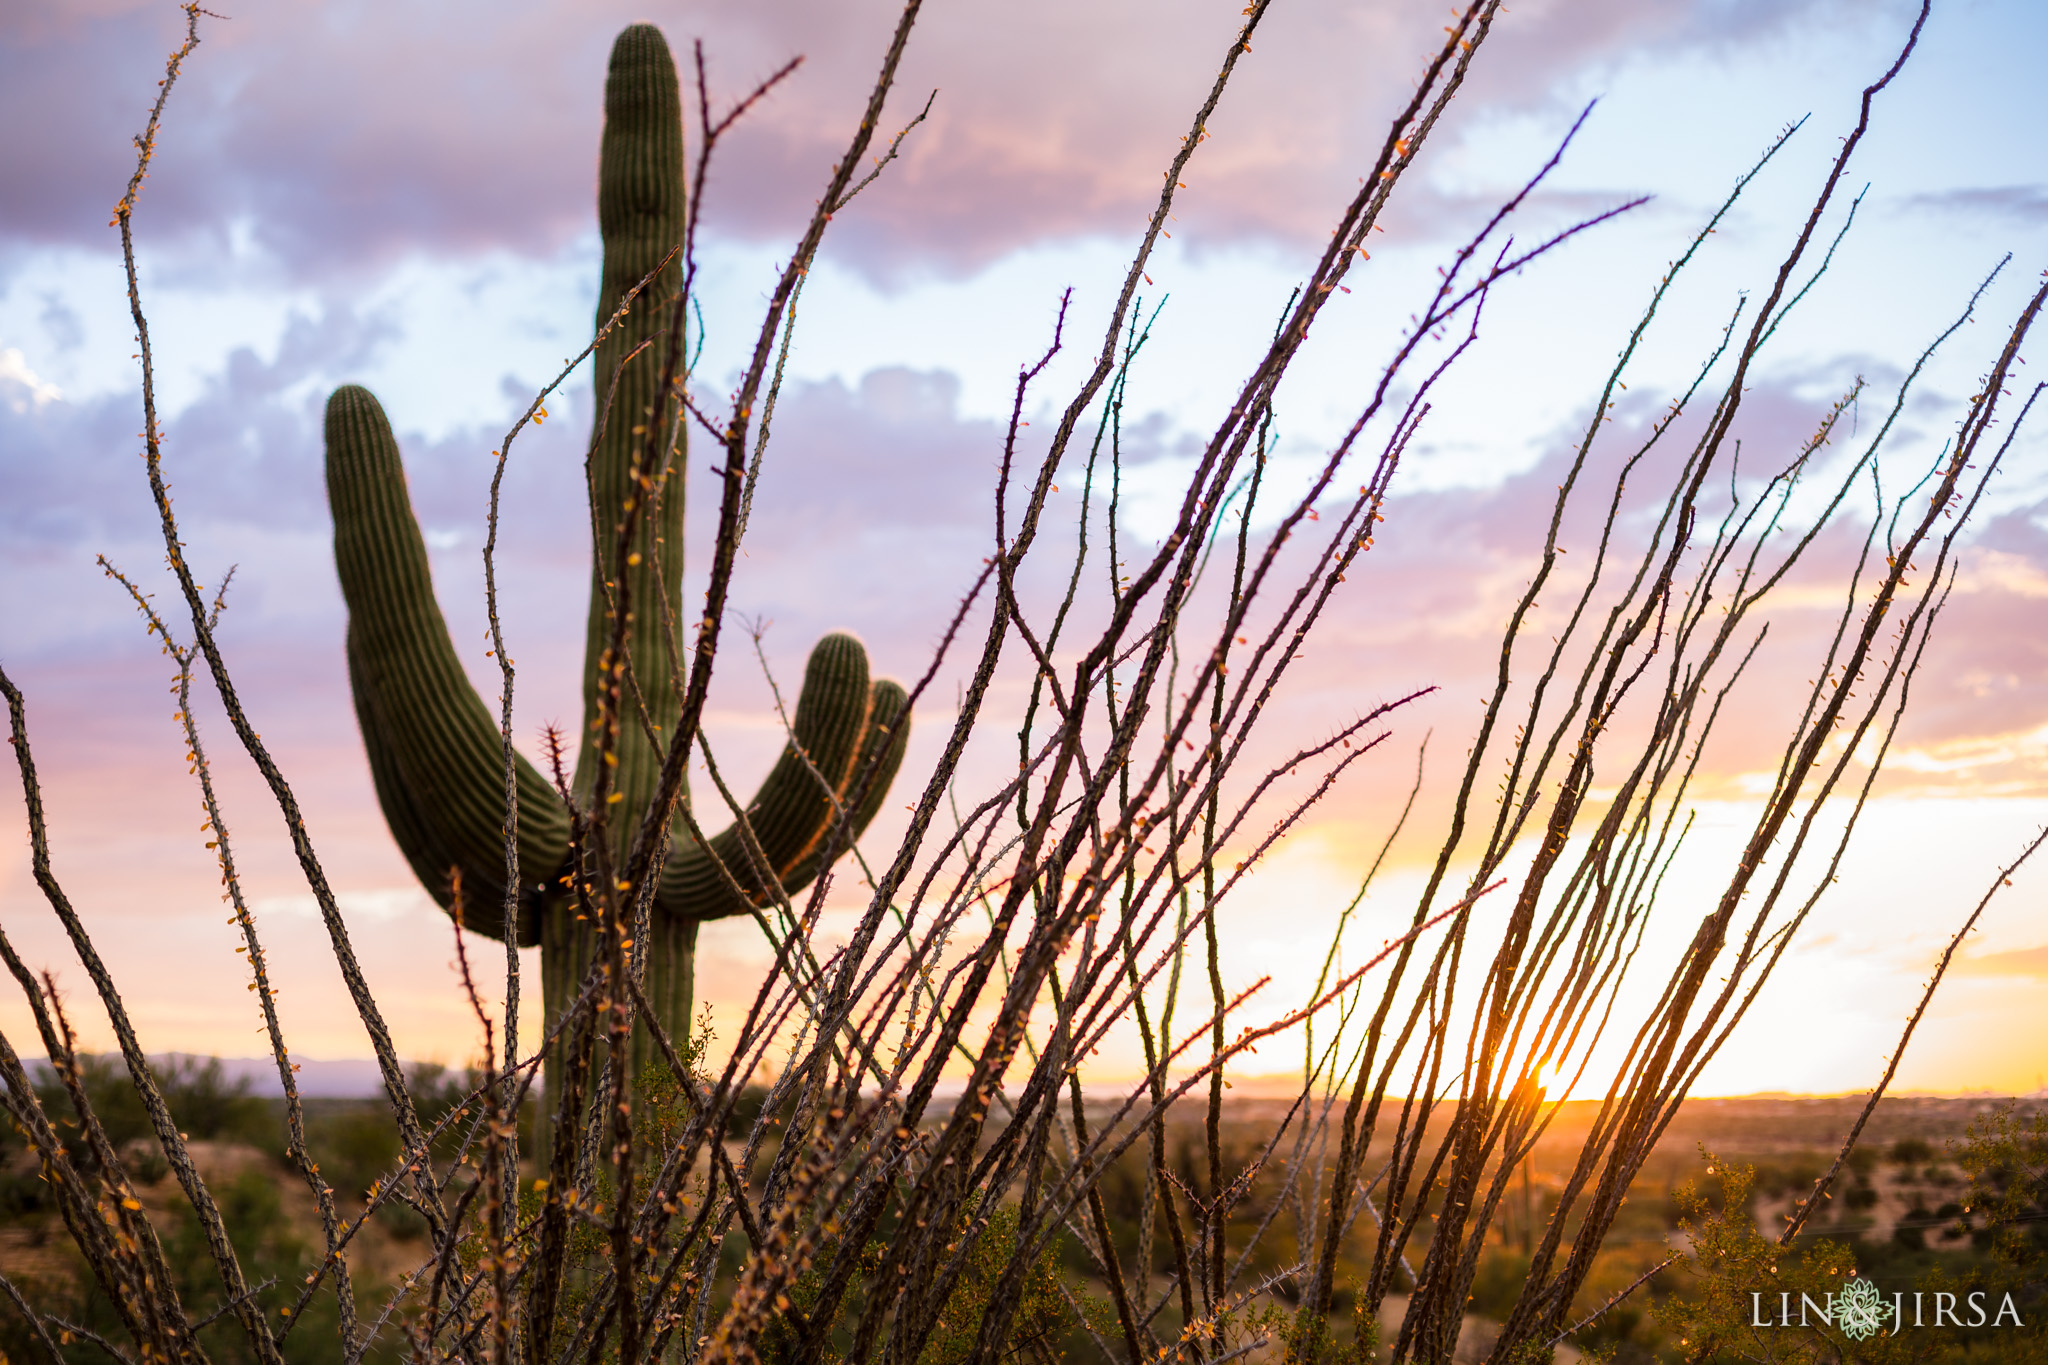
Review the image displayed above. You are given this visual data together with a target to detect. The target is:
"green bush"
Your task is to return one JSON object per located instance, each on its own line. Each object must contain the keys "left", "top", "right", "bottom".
{"left": 1891, "top": 1137, "right": 1935, "bottom": 1166}
{"left": 303, "top": 1103, "right": 401, "bottom": 1204}
{"left": 31, "top": 1053, "right": 272, "bottom": 1171}
{"left": 761, "top": 1202, "right": 1107, "bottom": 1365}
{"left": 0, "top": 1162, "right": 398, "bottom": 1364}
{"left": 1468, "top": 1249, "right": 1531, "bottom": 1320}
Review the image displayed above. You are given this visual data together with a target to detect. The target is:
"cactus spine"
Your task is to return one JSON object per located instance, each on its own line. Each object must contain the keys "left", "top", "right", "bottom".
{"left": 324, "top": 24, "right": 909, "bottom": 1122}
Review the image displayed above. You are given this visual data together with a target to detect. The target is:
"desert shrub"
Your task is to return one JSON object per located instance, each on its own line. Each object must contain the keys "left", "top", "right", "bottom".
{"left": 0, "top": 1163, "right": 395, "bottom": 1365}
{"left": 1896, "top": 1202, "right": 1934, "bottom": 1251}
{"left": 30, "top": 1053, "right": 272, "bottom": 1174}
{"left": 405, "top": 1059, "right": 486, "bottom": 1162}
{"left": 1666, "top": 1160, "right": 1731, "bottom": 1227}
{"left": 0, "top": 1158, "right": 48, "bottom": 1222}
{"left": 33, "top": 1054, "right": 152, "bottom": 1162}
{"left": 124, "top": 1142, "right": 170, "bottom": 1186}
{"left": 1755, "top": 1158, "right": 1824, "bottom": 1202}
{"left": 1469, "top": 1249, "right": 1531, "bottom": 1320}
{"left": 1659, "top": 1162, "right": 1869, "bottom": 1364}
{"left": 304, "top": 1103, "right": 401, "bottom": 1205}
{"left": 908, "top": 1204, "right": 1110, "bottom": 1365}
{"left": 153, "top": 1055, "right": 273, "bottom": 1148}
{"left": 1953, "top": 1103, "right": 2048, "bottom": 1311}
{"left": 1891, "top": 1137, "right": 1936, "bottom": 1166}
{"left": 752, "top": 1202, "right": 1109, "bottom": 1365}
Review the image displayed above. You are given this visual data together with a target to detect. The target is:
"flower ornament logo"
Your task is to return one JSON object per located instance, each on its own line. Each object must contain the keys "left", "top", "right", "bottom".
{"left": 1836, "top": 1277, "right": 1895, "bottom": 1341}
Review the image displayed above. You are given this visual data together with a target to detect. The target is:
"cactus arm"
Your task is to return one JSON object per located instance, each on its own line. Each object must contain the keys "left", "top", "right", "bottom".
{"left": 326, "top": 384, "right": 571, "bottom": 945}
{"left": 659, "top": 633, "right": 912, "bottom": 921}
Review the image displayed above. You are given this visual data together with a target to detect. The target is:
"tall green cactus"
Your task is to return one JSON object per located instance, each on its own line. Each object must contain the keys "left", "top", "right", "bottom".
{"left": 324, "top": 24, "right": 909, "bottom": 1115}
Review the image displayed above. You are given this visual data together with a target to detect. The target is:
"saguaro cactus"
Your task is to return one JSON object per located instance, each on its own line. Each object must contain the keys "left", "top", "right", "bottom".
{"left": 324, "top": 25, "right": 909, "bottom": 1104}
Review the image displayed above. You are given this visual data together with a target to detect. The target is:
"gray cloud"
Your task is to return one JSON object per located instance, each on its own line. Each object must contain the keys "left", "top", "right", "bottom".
{"left": 1900, "top": 186, "right": 2048, "bottom": 226}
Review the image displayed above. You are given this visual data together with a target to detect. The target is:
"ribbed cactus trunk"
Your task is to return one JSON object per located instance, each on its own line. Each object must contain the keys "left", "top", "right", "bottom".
{"left": 553, "top": 22, "right": 694, "bottom": 1121}
{"left": 324, "top": 22, "right": 912, "bottom": 1172}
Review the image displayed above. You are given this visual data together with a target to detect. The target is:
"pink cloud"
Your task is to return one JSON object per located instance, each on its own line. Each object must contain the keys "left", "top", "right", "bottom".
{"left": 1, "top": 0, "right": 1886, "bottom": 283}
{"left": 1952, "top": 943, "right": 2048, "bottom": 978}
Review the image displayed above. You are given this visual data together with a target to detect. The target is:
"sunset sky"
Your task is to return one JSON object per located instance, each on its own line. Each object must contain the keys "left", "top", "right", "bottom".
{"left": 2, "top": 0, "right": 2045, "bottom": 1099}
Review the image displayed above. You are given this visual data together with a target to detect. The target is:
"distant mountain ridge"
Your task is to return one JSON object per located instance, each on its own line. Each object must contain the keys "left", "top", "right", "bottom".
{"left": 151, "top": 1055, "right": 396, "bottom": 1098}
